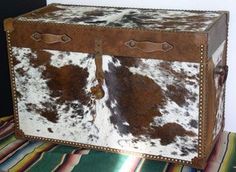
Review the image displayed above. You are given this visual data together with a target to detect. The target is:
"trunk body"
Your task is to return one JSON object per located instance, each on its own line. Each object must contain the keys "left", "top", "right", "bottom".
{"left": 4, "top": 4, "right": 229, "bottom": 169}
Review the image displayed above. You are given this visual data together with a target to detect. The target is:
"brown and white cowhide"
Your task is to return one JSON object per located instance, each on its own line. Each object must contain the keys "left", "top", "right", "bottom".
{"left": 212, "top": 41, "right": 226, "bottom": 139}
{"left": 13, "top": 47, "right": 200, "bottom": 161}
{"left": 18, "top": 4, "right": 222, "bottom": 32}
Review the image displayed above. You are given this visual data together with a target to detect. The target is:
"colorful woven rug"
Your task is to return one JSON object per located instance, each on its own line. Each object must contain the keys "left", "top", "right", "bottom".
{"left": 0, "top": 116, "right": 235, "bottom": 172}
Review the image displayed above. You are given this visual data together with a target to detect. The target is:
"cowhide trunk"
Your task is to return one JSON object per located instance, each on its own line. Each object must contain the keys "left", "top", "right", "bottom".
{"left": 4, "top": 4, "right": 229, "bottom": 169}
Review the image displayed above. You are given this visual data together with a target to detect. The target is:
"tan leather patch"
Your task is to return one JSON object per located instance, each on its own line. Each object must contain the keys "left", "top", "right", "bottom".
{"left": 4, "top": 18, "right": 14, "bottom": 32}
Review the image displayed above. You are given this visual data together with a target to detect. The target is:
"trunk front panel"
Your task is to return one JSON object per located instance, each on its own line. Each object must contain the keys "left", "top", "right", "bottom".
{"left": 12, "top": 46, "right": 200, "bottom": 161}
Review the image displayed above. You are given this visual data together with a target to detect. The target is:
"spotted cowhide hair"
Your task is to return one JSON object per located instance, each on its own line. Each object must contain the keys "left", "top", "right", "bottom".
{"left": 13, "top": 47, "right": 200, "bottom": 161}
{"left": 18, "top": 4, "right": 222, "bottom": 32}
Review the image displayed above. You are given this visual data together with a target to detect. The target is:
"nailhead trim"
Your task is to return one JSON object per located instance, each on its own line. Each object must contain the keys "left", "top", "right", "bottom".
{"left": 198, "top": 44, "right": 205, "bottom": 158}
{"left": 6, "top": 31, "right": 19, "bottom": 129}
{"left": 22, "top": 133, "right": 193, "bottom": 164}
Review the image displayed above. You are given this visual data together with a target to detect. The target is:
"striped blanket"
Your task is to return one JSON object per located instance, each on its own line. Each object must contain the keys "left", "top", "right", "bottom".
{"left": 0, "top": 116, "right": 235, "bottom": 172}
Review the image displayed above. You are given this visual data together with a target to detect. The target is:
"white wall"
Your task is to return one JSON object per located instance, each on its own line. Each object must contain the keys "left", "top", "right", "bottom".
{"left": 47, "top": 0, "right": 236, "bottom": 132}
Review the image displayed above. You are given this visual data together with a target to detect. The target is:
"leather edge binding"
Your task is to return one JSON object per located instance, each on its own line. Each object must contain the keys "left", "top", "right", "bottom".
{"left": 15, "top": 133, "right": 207, "bottom": 169}
{"left": 5, "top": 28, "right": 22, "bottom": 143}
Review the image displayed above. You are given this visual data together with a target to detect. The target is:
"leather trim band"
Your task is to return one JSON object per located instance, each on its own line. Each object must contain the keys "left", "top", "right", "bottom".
{"left": 10, "top": 20, "right": 207, "bottom": 63}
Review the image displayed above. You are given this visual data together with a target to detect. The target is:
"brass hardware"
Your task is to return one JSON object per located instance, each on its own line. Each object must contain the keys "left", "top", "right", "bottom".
{"left": 125, "top": 40, "right": 173, "bottom": 53}
{"left": 128, "top": 40, "right": 136, "bottom": 47}
{"left": 32, "top": 32, "right": 41, "bottom": 40}
{"left": 31, "top": 32, "right": 71, "bottom": 44}
{"left": 162, "top": 42, "right": 173, "bottom": 52}
{"left": 90, "top": 85, "right": 105, "bottom": 99}
{"left": 61, "top": 35, "right": 71, "bottom": 42}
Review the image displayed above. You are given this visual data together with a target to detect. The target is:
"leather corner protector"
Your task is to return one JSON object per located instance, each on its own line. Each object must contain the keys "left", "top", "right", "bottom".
{"left": 15, "top": 128, "right": 26, "bottom": 139}
{"left": 4, "top": 18, "right": 15, "bottom": 32}
{"left": 191, "top": 156, "right": 208, "bottom": 169}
